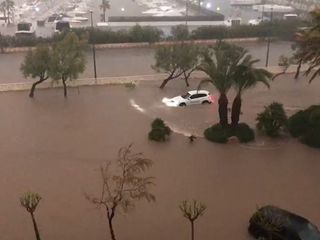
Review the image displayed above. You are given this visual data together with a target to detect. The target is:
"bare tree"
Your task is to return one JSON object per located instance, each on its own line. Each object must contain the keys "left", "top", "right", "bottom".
{"left": 86, "top": 144, "right": 155, "bottom": 240}
{"left": 179, "top": 200, "right": 206, "bottom": 240}
{"left": 20, "top": 192, "right": 42, "bottom": 240}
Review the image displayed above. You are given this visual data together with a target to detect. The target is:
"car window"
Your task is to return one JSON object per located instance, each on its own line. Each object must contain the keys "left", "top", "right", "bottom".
{"left": 181, "top": 93, "right": 191, "bottom": 99}
{"left": 190, "top": 93, "right": 207, "bottom": 99}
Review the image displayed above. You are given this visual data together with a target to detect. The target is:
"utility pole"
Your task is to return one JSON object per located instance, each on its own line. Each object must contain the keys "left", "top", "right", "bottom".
{"left": 90, "top": 10, "right": 97, "bottom": 80}
{"left": 265, "top": 7, "right": 273, "bottom": 67}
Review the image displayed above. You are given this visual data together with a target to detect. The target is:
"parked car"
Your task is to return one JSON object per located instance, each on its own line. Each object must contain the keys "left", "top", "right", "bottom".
{"left": 162, "top": 90, "right": 214, "bottom": 107}
{"left": 248, "top": 205, "right": 320, "bottom": 240}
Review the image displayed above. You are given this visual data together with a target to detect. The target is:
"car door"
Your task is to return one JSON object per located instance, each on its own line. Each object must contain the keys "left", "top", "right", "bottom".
{"left": 188, "top": 94, "right": 202, "bottom": 105}
{"left": 197, "top": 93, "right": 208, "bottom": 103}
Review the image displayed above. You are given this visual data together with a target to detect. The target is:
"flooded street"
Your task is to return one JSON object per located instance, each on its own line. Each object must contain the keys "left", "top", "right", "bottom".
{"left": 0, "top": 41, "right": 293, "bottom": 83}
{"left": 0, "top": 74, "right": 319, "bottom": 240}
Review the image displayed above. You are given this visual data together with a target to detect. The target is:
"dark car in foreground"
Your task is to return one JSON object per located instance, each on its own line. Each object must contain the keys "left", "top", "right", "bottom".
{"left": 248, "top": 205, "right": 320, "bottom": 240}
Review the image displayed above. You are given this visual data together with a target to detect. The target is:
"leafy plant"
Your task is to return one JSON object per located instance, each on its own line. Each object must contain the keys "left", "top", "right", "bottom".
{"left": 153, "top": 43, "right": 200, "bottom": 89}
{"left": 294, "top": 9, "right": 320, "bottom": 82}
{"left": 20, "top": 45, "right": 51, "bottom": 97}
{"left": 179, "top": 200, "right": 206, "bottom": 240}
{"left": 288, "top": 105, "right": 320, "bottom": 148}
{"left": 149, "top": 118, "right": 171, "bottom": 142}
{"left": 204, "top": 123, "right": 231, "bottom": 143}
{"left": 124, "top": 81, "right": 136, "bottom": 89}
{"left": 234, "top": 123, "right": 255, "bottom": 143}
{"left": 256, "top": 102, "right": 288, "bottom": 137}
{"left": 20, "top": 192, "right": 42, "bottom": 240}
{"left": 49, "top": 32, "right": 86, "bottom": 97}
{"left": 86, "top": 145, "right": 155, "bottom": 240}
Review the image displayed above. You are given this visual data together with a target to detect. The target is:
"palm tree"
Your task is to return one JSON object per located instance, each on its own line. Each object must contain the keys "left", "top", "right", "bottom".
{"left": 0, "top": 0, "right": 14, "bottom": 24}
{"left": 197, "top": 42, "right": 247, "bottom": 127}
{"left": 100, "top": 0, "right": 110, "bottom": 22}
{"left": 231, "top": 55, "right": 272, "bottom": 127}
{"left": 294, "top": 9, "right": 320, "bottom": 82}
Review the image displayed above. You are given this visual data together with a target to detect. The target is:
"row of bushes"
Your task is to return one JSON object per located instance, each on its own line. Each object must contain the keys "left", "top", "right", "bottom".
{"left": 204, "top": 103, "right": 320, "bottom": 148}
{"left": 0, "top": 19, "right": 306, "bottom": 48}
{"left": 191, "top": 20, "right": 306, "bottom": 41}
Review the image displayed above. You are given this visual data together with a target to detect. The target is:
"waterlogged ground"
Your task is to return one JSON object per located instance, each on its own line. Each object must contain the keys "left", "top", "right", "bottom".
{"left": 0, "top": 74, "right": 319, "bottom": 240}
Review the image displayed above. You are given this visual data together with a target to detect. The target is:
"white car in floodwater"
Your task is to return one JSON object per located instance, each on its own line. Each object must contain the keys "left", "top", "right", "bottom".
{"left": 162, "top": 90, "right": 215, "bottom": 107}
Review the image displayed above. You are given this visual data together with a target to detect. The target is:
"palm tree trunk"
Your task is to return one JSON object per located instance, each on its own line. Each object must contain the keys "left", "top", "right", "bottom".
{"left": 231, "top": 94, "right": 242, "bottom": 128}
{"left": 218, "top": 93, "right": 229, "bottom": 127}
{"left": 30, "top": 212, "right": 41, "bottom": 240}
{"left": 191, "top": 221, "right": 194, "bottom": 240}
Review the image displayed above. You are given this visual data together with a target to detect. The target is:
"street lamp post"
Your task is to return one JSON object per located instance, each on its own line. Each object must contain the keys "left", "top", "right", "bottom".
{"left": 265, "top": 7, "right": 273, "bottom": 67}
{"left": 185, "top": 0, "right": 189, "bottom": 25}
{"left": 90, "top": 10, "right": 97, "bottom": 80}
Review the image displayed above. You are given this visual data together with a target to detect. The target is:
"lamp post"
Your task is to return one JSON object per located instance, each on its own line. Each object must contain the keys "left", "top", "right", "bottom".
{"left": 90, "top": 10, "right": 97, "bottom": 80}
{"left": 185, "top": 0, "right": 189, "bottom": 25}
{"left": 265, "top": 7, "right": 273, "bottom": 67}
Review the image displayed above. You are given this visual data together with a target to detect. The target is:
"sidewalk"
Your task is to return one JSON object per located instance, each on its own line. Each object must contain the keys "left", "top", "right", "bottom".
{"left": 0, "top": 65, "right": 304, "bottom": 93}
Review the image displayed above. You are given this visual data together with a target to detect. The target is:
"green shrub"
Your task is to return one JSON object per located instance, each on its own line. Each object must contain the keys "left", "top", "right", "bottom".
{"left": 124, "top": 82, "right": 136, "bottom": 89}
{"left": 129, "top": 25, "right": 162, "bottom": 43}
{"left": 288, "top": 110, "right": 309, "bottom": 137}
{"left": 256, "top": 102, "right": 288, "bottom": 137}
{"left": 204, "top": 123, "right": 231, "bottom": 143}
{"left": 288, "top": 105, "right": 320, "bottom": 148}
{"left": 302, "top": 126, "right": 320, "bottom": 148}
{"left": 149, "top": 118, "right": 171, "bottom": 142}
{"left": 234, "top": 123, "right": 255, "bottom": 143}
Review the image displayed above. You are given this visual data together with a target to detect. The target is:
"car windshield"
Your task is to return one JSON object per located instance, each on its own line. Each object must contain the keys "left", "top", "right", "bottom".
{"left": 181, "top": 93, "right": 191, "bottom": 99}
{"left": 299, "top": 224, "right": 320, "bottom": 240}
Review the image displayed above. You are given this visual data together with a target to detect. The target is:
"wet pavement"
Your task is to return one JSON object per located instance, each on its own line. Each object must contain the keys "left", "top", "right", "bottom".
{"left": 0, "top": 73, "right": 319, "bottom": 240}
{"left": 0, "top": 41, "right": 293, "bottom": 84}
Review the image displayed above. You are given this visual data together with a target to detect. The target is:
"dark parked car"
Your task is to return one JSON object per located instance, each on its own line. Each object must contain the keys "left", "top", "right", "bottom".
{"left": 248, "top": 205, "right": 320, "bottom": 240}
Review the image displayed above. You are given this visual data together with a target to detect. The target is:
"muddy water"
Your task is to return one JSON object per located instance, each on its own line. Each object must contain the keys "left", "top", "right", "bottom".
{"left": 0, "top": 76, "right": 319, "bottom": 240}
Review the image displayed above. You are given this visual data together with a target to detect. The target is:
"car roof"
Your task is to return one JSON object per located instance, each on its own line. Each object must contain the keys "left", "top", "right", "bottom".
{"left": 188, "top": 90, "right": 209, "bottom": 95}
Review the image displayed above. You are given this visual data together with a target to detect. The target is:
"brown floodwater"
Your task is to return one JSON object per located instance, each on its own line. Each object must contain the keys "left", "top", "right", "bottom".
{"left": 0, "top": 74, "right": 319, "bottom": 240}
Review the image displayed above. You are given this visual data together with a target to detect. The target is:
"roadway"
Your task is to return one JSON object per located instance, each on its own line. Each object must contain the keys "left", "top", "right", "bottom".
{"left": 0, "top": 41, "right": 293, "bottom": 84}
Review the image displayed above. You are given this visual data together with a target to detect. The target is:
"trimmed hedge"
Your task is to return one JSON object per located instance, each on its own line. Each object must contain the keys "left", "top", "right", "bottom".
{"left": 0, "top": 19, "right": 307, "bottom": 48}
{"left": 191, "top": 20, "right": 306, "bottom": 41}
{"left": 288, "top": 105, "right": 320, "bottom": 148}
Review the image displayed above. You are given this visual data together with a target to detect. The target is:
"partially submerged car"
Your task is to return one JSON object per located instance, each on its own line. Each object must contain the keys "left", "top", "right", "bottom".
{"left": 162, "top": 90, "right": 214, "bottom": 107}
{"left": 248, "top": 205, "right": 320, "bottom": 240}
